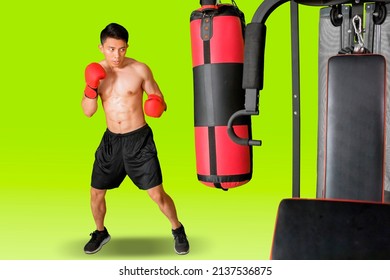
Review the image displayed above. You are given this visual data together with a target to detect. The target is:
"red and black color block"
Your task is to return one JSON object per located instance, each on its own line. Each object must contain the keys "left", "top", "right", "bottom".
{"left": 190, "top": 1, "right": 252, "bottom": 190}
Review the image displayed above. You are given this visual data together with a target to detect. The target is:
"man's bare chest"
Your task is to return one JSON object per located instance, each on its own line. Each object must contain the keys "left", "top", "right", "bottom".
{"left": 100, "top": 72, "right": 143, "bottom": 96}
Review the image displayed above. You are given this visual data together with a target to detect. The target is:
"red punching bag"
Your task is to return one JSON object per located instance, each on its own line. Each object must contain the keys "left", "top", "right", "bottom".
{"left": 190, "top": 0, "right": 252, "bottom": 190}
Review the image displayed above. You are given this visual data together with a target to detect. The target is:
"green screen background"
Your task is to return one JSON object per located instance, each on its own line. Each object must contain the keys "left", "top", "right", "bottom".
{"left": 0, "top": 1, "right": 320, "bottom": 259}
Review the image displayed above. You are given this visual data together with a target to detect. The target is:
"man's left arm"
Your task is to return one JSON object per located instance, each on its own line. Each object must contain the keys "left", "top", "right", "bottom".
{"left": 142, "top": 64, "right": 167, "bottom": 118}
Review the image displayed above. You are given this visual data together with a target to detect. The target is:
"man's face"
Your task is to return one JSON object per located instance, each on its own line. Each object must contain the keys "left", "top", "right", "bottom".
{"left": 99, "top": 37, "right": 128, "bottom": 68}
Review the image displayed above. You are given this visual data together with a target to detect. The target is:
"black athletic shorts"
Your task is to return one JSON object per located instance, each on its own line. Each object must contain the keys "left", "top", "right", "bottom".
{"left": 91, "top": 124, "right": 163, "bottom": 190}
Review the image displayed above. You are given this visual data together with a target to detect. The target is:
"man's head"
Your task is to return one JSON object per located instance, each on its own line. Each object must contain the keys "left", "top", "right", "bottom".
{"left": 100, "top": 23, "right": 129, "bottom": 44}
{"left": 99, "top": 23, "right": 129, "bottom": 68}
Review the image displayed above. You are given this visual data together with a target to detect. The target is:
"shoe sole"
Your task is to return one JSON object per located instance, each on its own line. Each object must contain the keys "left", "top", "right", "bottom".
{"left": 84, "top": 235, "right": 111, "bottom": 254}
{"left": 175, "top": 247, "right": 190, "bottom": 255}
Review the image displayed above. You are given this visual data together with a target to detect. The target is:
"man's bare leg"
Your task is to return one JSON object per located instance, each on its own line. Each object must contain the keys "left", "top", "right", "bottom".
{"left": 147, "top": 185, "right": 181, "bottom": 229}
{"left": 90, "top": 188, "right": 107, "bottom": 231}
{"left": 84, "top": 187, "right": 111, "bottom": 254}
{"left": 147, "top": 184, "right": 189, "bottom": 254}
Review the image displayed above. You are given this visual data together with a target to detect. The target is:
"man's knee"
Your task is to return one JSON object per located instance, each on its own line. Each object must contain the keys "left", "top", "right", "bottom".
{"left": 147, "top": 185, "right": 166, "bottom": 204}
{"left": 91, "top": 187, "right": 106, "bottom": 201}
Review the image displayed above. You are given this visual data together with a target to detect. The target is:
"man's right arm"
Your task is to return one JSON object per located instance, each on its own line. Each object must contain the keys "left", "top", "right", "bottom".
{"left": 81, "top": 95, "right": 98, "bottom": 117}
{"left": 81, "top": 62, "right": 106, "bottom": 117}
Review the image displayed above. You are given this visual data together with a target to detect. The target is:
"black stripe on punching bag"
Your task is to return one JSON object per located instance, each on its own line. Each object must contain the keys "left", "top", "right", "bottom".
{"left": 201, "top": 14, "right": 216, "bottom": 181}
{"left": 203, "top": 41, "right": 211, "bottom": 64}
{"left": 197, "top": 173, "right": 252, "bottom": 183}
{"left": 193, "top": 63, "right": 249, "bottom": 127}
{"left": 208, "top": 126, "right": 217, "bottom": 176}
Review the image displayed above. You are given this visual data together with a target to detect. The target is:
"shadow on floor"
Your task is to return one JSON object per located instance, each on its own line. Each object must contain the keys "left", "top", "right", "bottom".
{"left": 62, "top": 235, "right": 206, "bottom": 259}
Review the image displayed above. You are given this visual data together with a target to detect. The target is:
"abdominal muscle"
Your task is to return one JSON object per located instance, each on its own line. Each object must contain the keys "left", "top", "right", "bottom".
{"left": 102, "top": 92, "right": 146, "bottom": 134}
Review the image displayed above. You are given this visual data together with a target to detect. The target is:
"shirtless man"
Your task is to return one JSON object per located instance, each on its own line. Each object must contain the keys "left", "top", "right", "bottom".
{"left": 81, "top": 23, "right": 189, "bottom": 255}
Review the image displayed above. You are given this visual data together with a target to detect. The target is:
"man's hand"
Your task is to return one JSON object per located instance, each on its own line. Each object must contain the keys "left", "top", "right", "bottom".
{"left": 144, "top": 94, "right": 167, "bottom": 118}
{"left": 84, "top": 63, "right": 106, "bottom": 99}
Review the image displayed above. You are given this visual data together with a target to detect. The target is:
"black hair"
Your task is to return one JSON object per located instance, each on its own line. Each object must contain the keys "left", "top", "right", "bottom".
{"left": 100, "top": 23, "right": 129, "bottom": 44}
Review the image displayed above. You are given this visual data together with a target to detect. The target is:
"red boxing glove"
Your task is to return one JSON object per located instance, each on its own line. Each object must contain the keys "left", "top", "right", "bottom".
{"left": 84, "top": 62, "right": 106, "bottom": 99}
{"left": 144, "top": 94, "right": 167, "bottom": 118}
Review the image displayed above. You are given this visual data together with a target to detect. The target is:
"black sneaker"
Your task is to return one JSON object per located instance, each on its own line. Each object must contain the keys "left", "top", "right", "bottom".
{"left": 84, "top": 227, "right": 111, "bottom": 254}
{"left": 172, "top": 224, "right": 189, "bottom": 255}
